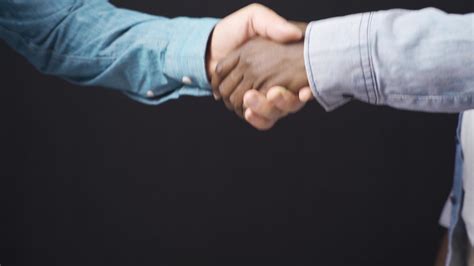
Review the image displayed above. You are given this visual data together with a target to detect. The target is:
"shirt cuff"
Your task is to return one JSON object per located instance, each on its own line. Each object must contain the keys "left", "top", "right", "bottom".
{"left": 304, "top": 12, "right": 377, "bottom": 111}
{"left": 163, "top": 17, "right": 219, "bottom": 92}
{"left": 127, "top": 17, "right": 218, "bottom": 105}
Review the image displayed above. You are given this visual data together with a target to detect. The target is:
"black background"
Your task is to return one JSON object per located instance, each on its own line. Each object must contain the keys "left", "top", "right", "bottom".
{"left": 0, "top": 1, "right": 472, "bottom": 265}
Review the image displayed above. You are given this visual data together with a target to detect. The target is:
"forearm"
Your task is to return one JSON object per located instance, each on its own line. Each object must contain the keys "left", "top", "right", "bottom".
{"left": 0, "top": 0, "right": 218, "bottom": 105}
{"left": 305, "top": 8, "right": 474, "bottom": 113}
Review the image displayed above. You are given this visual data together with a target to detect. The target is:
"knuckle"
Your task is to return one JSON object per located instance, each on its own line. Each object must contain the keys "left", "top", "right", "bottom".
{"left": 242, "top": 56, "right": 252, "bottom": 66}
{"left": 230, "top": 71, "right": 240, "bottom": 81}
{"left": 215, "top": 64, "right": 223, "bottom": 76}
{"left": 245, "top": 58, "right": 258, "bottom": 72}
{"left": 218, "top": 84, "right": 224, "bottom": 92}
{"left": 248, "top": 3, "right": 263, "bottom": 10}
{"left": 240, "top": 60, "right": 249, "bottom": 69}
{"left": 219, "top": 84, "right": 230, "bottom": 98}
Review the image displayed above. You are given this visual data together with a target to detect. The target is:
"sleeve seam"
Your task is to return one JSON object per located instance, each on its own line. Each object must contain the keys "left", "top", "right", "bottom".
{"left": 367, "top": 12, "right": 380, "bottom": 105}
{"left": 305, "top": 22, "right": 331, "bottom": 109}
{"left": 358, "top": 12, "right": 380, "bottom": 106}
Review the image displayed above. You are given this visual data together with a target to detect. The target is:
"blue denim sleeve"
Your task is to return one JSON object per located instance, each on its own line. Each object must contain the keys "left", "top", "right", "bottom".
{"left": 0, "top": 0, "right": 219, "bottom": 105}
{"left": 304, "top": 8, "right": 474, "bottom": 113}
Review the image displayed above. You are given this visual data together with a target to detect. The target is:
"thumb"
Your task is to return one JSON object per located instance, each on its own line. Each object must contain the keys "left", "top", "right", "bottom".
{"left": 267, "top": 86, "right": 305, "bottom": 114}
{"left": 299, "top": 87, "right": 314, "bottom": 102}
{"left": 247, "top": 4, "right": 303, "bottom": 43}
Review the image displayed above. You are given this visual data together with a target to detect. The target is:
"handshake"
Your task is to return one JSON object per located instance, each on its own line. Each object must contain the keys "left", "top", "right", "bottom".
{"left": 205, "top": 4, "right": 313, "bottom": 130}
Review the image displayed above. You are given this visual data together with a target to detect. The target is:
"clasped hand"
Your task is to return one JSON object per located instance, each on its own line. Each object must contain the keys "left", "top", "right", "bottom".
{"left": 206, "top": 4, "right": 313, "bottom": 130}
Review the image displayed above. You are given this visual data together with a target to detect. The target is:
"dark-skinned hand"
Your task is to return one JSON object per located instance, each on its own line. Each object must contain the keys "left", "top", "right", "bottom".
{"left": 211, "top": 35, "right": 309, "bottom": 117}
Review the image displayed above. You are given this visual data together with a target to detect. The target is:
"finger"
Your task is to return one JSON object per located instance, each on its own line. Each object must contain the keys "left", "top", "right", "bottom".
{"left": 267, "top": 86, "right": 305, "bottom": 114}
{"left": 299, "top": 87, "right": 314, "bottom": 102}
{"left": 218, "top": 66, "right": 244, "bottom": 100}
{"left": 289, "top": 21, "right": 309, "bottom": 34}
{"left": 243, "top": 90, "right": 283, "bottom": 121}
{"left": 244, "top": 108, "right": 275, "bottom": 131}
{"left": 211, "top": 52, "right": 240, "bottom": 100}
{"left": 230, "top": 78, "right": 253, "bottom": 117}
{"left": 246, "top": 4, "right": 303, "bottom": 43}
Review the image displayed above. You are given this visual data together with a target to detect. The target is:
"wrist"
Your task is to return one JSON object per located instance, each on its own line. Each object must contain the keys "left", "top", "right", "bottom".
{"left": 163, "top": 17, "right": 218, "bottom": 90}
{"left": 286, "top": 42, "right": 309, "bottom": 92}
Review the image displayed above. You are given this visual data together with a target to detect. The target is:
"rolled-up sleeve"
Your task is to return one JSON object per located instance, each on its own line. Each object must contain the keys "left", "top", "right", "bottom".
{"left": 0, "top": 0, "right": 218, "bottom": 105}
{"left": 304, "top": 8, "right": 474, "bottom": 113}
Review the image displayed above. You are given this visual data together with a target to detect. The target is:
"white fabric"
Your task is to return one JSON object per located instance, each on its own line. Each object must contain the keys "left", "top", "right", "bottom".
{"left": 439, "top": 197, "right": 453, "bottom": 228}
{"left": 461, "top": 110, "right": 474, "bottom": 246}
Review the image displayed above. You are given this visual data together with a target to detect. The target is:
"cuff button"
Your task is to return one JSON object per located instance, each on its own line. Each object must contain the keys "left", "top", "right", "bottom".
{"left": 182, "top": 76, "right": 193, "bottom": 85}
{"left": 146, "top": 90, "right": 155, "bottom": 98}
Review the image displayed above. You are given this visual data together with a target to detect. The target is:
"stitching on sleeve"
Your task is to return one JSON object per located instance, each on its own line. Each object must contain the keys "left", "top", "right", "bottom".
{"left": 306, "top": 23, "right": 330, "bottom": 108}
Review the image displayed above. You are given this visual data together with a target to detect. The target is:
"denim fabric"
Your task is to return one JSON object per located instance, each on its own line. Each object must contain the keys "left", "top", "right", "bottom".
{"left": 0, "top": 0, "right": 219, "bottom": 105}
{"left": 304, "top": 8, "right": 474, "bottom": 113}
{"left": 304, "top": 8, "right": 474, "bottom": 266}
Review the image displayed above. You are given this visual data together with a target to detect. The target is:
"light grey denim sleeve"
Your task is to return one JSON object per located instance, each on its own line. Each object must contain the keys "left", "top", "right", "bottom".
{"left": 304, "top": 8, "right": 474, "bottom": 113}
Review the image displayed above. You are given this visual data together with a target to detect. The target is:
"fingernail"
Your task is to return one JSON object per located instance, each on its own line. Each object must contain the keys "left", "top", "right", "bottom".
{"left": 245, "top": 94, "right": 258, "bottom": 109}
{"left": 213, "top": 93, "right": 220, "bottom": 100}
{"left": 267, "top": 87, "right": 284, "bottom": 103}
